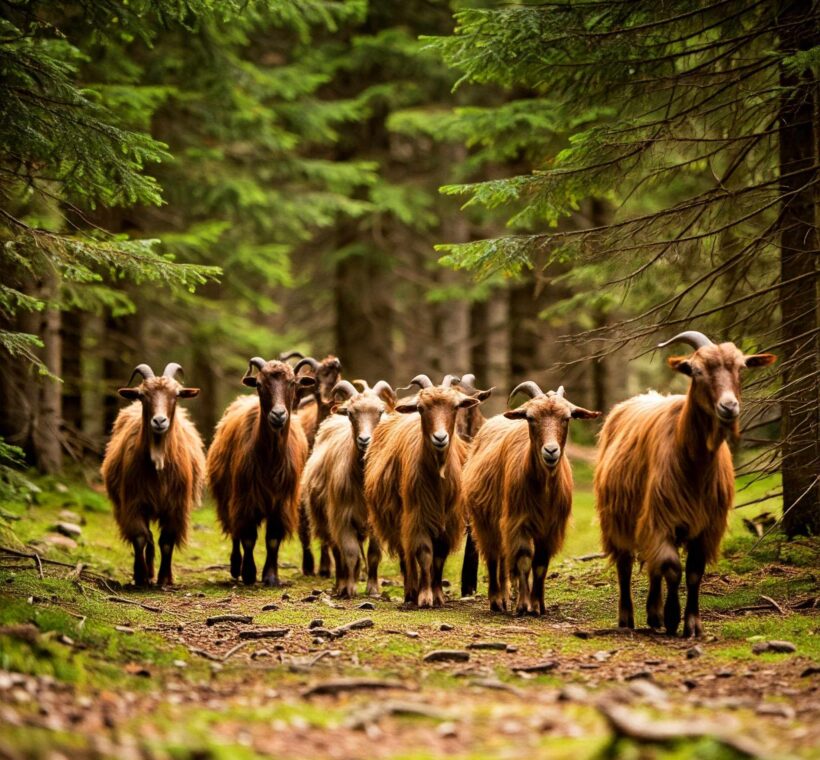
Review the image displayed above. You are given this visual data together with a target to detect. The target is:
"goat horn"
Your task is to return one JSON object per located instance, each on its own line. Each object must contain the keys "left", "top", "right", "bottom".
{"left": 555, "top": 385, "right": 565, "bottom": 398}
{"left": 332, "top": 380, "right": 358, "bottom": 402}
{"left": 279, "top": 350, "right": 303, "bottom": 361}
{"left": 459, "top": 373, "right": 476, "bottom": 389}
{"left": 371, "top": 380, "right": 395, "bottom": 400}
{"left": 127, "top": 363, "right": 155, "bottom": 386}
{"left": 509, "top": 381, "right": 544, "bottom": 403}
{"left": 657, "top": 331, "right": 714, "bottom": 350}
{"left": 243, "top": 357, "right": 266, "bottom": 379}
{"left": 162, "top": 362, "right": 183, "bottom": 379}
{"left": 352, "top": 379, "right": 370, "bottom": 391}
{"left": 293, "top": 357, "right": 320, "bottom": 375}
{"left": 442, "top": 374, "right": 461, "bottom": 388}
{"left": 409, "top": 374, "right": 434, "bottom": 389}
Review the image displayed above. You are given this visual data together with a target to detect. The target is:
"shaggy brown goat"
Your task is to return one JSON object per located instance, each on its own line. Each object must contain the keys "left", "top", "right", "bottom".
{"left": 302, "top": 379, "right": 396, "bottom": 597}
{"left": 364, "top": 374, "right": 490, "bottom": 607}
{"left": 464, "top": 382, "right": 600, "bottom": 615}
{"left": 101, "top": 363, "right": 205, "bottom": 587}
{"left": 293, "top": 354, "right": 343, "bottom": 576}
{"left": 594, "top": 331, "right": 776, "bottom": 636}
{"left": 207, "top": 357, "right": 315, "bottom": 585}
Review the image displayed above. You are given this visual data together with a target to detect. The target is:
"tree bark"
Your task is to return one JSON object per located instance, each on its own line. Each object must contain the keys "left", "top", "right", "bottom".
{"left": 61, "top": 310, "right": 83, "bottom": 435}
{"left": 33, "top": 273, "right": 62, "bottom": 473}
{"left": 778, "top": 0, "right": 819, "bottom": 537}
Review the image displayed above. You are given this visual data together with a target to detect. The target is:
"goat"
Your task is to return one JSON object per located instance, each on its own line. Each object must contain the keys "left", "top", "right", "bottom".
{"left": 454, "top": 372, "right": 488, "bottom": 597}
{"left": 207, "top": 356, "right": 316, "bottom": 585}
{"left": 101, "top": 363, "right": 205, "bottom": 587}
{"left": 293, "top": 354, "right": 343, "bottom": 576}
{"left": 364, "top": 374, "right": 490, "bottom": 608}
{"left": 302, "top": 379, "right": 396, "bottom": 597}
{"left": 594, "top": 331, "right": 776, "bottom": 636}
{"left": 463, "top": 382, "right": 600, "bottom": 615}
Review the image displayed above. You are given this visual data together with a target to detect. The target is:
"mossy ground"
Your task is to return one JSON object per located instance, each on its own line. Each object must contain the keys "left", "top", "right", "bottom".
{"left": 0, "top": 460, "right": 817, "bottom": 760}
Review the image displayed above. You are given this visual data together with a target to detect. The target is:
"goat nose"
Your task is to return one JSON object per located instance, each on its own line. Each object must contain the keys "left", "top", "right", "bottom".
{"left": 431, "top": 431, "right": 449, "bottom": 449}
{"left": 151, "top": 415, "right": 168, "bottom": 431}
{"left": 357, "top": 434, "right": 371, "bottom": 448}
{"left": 542, "top": 444, "right": 560, "bottom": 464}
{"left": 268, "top": 408, "right": 288, "bottom": 428}
{"left": 717, "top": 397, "right": 739, "bottom": 420}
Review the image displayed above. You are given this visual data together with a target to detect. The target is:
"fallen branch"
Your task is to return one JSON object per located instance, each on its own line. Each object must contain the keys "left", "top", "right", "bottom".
{"left": 206, "top": 614, "right": 253, "bottom": 626}
{"left": 106, "top": 596, "right": 162, "bottom": 613}
{"left": 760, "top": 595, "right": 786, "bottom": 615}
{"left": 222, "top": 640, "right": 253, "bottom": 660}
{"left": 345, "top": 699, "right": 451, "bottom": 729}
{"left": 302, "top": 678, "right": 410, "bottom": 698}
{"left": 238, "top": 628, "right": 289, "bottom": 640}
{"left": 1, "top": 545, "right": 77, "bottom": 569}
{"left": 575, "top": 552, "right": 606, "bottom": 562}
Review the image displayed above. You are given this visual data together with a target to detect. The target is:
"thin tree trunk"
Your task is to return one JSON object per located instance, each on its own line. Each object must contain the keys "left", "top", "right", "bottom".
{"left": 484, "top": 289, "right": 509, "bottom": 416}
{"left": 33, "top": 273, "right": 62, "bottom": 473}
{"left": 778, "top": 0, "right": 819, "bottom": 537}
{"left": 61, "top": 310, "right": 83, "bottom": 435}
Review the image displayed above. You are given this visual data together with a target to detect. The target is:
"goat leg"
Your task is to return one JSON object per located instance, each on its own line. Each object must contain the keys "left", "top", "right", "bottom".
{"left": 531, "top": 546, "right": 550, "bottom": 616}
{"left": 661, "top": 553, "right": 683, "bottom": 636}
{"left": 331, "top": 544, "right": 345, "bottom": 596}
{"left": 512, "top": 542, "right": 534, "bottom": 616}
{"left": 615, "top": 550, "right": 635, "bottom": 628}
{"left": 338, "top": 528, "right": 360, "bottom": 598}
{"left": 646, "top": 571, "right": 663, "bottom": 629}
{"left": 683, "top": 537, "right": 706, "bottom": 638}
{"left": 319, "top": 542, "right": 333, "bottom": 578}
{"left": 240, "top": 526, "right": 258, "bottom": 586}
{"left": 156, "top": 528, "right": 176, "bottom": 588}
{"left": 365, "top": 536, "right": 381, "bottom": 597}
{"left": 487, "top": 555, "right": 504, "bottom": 613}
{"left": 431, "top": 536, "right": 449, "bottom": 607}
{"left": 144, "top": 532, "right": 156, "bottom": 584}
{"left": 460, "top": 526, "right": 479, "bottom": 597}
{"left": 415, "top": 542, "right": 434, "bottom": 608}
{"left": 230, "top": 538, "right": 242, "bottom": 580}
{"left": 298, "top": 501, "right": 315, "bottom": 576}
{"left": 131, "top": 533, "right": 150, "bottom": 587}
{"left": 261, "top": 517, "right": 285, "bottom": 587}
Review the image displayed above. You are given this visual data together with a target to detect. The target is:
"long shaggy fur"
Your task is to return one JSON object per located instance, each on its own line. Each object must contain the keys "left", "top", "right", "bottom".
{"left": 102, "top": 402, "right": 205, "bottom": 548}
{"left": 207, "top": 394, "right": 308, "bottom": 542}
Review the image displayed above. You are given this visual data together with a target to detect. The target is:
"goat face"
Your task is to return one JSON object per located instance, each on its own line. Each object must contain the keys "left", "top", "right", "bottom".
{"left": 454, "top": 375, "right": 492, "bottom": 441}
{"left": 396, "top": 387, "right": 481, "bottom": 454}
{"left": 119, "top": 376, "right": 199, "bottom": 437}
{"left": 243, "top": 360, "right": 315, "bottom": 432}
{"left": 505, "top": 392, "right": 600, "bottom": 469}
{"left": 333, "top": 380, "right": 396, "bottom": 454}
{"left": 316, "top": 356, "right": 343, "bottom": 405}
{"left": 667, "top": 343, "right": 776, "bottom": 426}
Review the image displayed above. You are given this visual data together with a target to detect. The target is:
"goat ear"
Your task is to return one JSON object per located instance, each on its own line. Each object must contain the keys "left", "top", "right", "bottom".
{"left": 118, "top": 388, "right": 141, "bottom": 400}
{"left": 571, "top": 406, "right": 602, "bottom": 420}
{"left": 332, "top": 405, "right": 349, "bottom": 416}
{"left": 178, "top": 387, "right": 200, "bottom": 398}
{"left": 471, "top": 387, "right": 494, "bottom": 402}
{"left": 242, "top": 375, "right": 258, "bottom": 388}
{"left": 667, "top": 356, "right": 693, "bottom": 376}
{"left": 298, "top": 376, "right": 316, "bottom": 387}
{"left": 458, "top": 396, "right": 480, "bottom": 410}
{"left": 395, "top": 401, "right": 419, "bottom": 414}
{"left": 504, "top": 407, "right": 528, "bottom": 420}
{"left": 744, "top": 353, "right": 777, "bottom": 368}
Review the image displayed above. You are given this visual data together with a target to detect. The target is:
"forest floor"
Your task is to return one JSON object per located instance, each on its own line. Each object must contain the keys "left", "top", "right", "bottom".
{"left": 0, "top": 461, "right": 817, "bottom": 760}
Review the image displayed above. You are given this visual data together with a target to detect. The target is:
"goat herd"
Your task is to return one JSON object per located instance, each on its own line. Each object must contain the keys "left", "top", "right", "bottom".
{"left": 101, "top": 331, "right": 776, "bottom": 637}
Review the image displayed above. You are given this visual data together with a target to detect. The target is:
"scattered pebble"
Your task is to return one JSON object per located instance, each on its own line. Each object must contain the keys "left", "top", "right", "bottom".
{"left": 558, "top": 684, "right": 587, "bottom": 702}
{"left": 313, "top": 637, "right": 325, "bottom": 645}
{"left": 262, "top": 604, "right": 279, "bottom": 612}
{"left": 756, "top": 702, "right": 796, "bottom": 719}
{"left": 54, "top": 522, "right": 82, "bottom": 538}
{"left": 513, "top": 661, "right": 558, "bottom": 674}
{"left": 752, "top": 640, "right": 796, "bottom": 654}
{"left": 206, "top": 615, "right": 252, "bottom": 626}
{"left": 173, "top": 660, "right": 187, "bottom": 668}
{"left": 467, "top": 641, "right": 508, "bottom": 651}
{"left": 58, "top": 509, "right": 82, "bottom": 524}
{"left": 405, "top": 631, "right": 419, "bottom": 639}
{"left": 439, "top": 623, "right": 454, "bottom": 632}
{"left": 686, "top": 645, "right": 704, "bottom": 659}
{"left": 43, "top": 534, "right": 78, "bottom": 551}
{"left": 423, "top": 650, "right": 470, "bottom": 663}
{"left": 357, "top": 601, "right": 375, "bottom": 610}
{"left": 625, "top": 670, "right": 653, "bottom": 681}
{"left": 308, "top": 619, "right": 324, "bottom": 629}
{"left": 437, "top": 721, "right": 458, "bottom": 738}
{"left": 114, "top": 626, "right": 134, "bottom": 634}
{"left": 251, "top": 649, "right": 271, "bottom": 659}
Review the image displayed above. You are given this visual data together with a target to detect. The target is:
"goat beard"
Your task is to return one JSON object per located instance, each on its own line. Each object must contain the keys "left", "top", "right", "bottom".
{"left": 150, "top": 433, "right": 168, "bottom": 471}
{"left": 709, "top": 417, "right": 740, "bottom": 452}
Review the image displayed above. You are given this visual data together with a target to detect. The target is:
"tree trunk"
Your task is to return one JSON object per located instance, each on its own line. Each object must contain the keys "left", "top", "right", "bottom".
{"left": 102, "top": 310, "right": 143, "bottom": 437}
{"left": 33, "top": 273, "right": 62, "bottom": 473}
{"left": 61, "top": 310, "right": 83, "bottom": 435}
{"left": 191, "top": 343, "right": 218, "bottom": 444}
{"left": 484, "top": 289, "right": 509, "bottom": 416}
{"left": 778, "top": 0, "right": 819, "bottom": 537}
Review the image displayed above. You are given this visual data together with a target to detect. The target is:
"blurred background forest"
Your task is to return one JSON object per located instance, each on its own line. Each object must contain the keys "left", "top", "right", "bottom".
{"left": 0, "top": 1, "right": 817, "bottom": 535}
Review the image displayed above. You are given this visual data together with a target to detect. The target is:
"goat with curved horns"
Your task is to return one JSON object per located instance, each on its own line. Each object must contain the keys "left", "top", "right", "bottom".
{"left": 101, "top": 363, "right": 205, "bottom": 586}
{"left": 463, "top": 381, "right": 600, "bottom": 614}
{"left": 594, "top": 331, "right": 776, "bottom": 636}
{"left": 207, "top": 357, "right": 316, "bottom": 585}
{"left": 365, "top": 373, "right": 492, "bottom": 607}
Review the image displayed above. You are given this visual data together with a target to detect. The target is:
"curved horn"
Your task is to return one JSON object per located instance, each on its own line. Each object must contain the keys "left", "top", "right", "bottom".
{"left": 408, "top": 374, "right": 433, "bottom": 389}
{"left": 459, "top": 373, "right": 476, "bottom": 390}
{"left": 509, "top": 381, "right": 544, "bottom": 403}
{"left": 248, "top": 357, "right": 266, "bottom": 372}
{"left": 555, "top": 385, "right": 565, "bottom": 398}
{"left": 442, "top": 374, "right": 461, "bottom": 388}
{"left": 293, "top": 357, "right": 320, "bottom": 375}
{"left": 352, "top": 379, "right": 370, "bottom": 392}
{"left": 162, "top": 362, "right": 183, "bottom": 379}
{"left": 371, "top": 380, "right": 395, "bottom": 400}
{"left": 657, "top": 331, "right": 714, "bottom": 350}
{"left": 127, "top": 363, "right": 155, "bottom": 386}
{"left": 332, "top": 380, "right": 358, "bottom": 402}
{"left": 279, "top": 350, "right": 303, "bottom": 362}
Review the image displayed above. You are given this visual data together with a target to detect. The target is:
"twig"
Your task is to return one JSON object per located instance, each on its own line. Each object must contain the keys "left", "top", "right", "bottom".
{"left": 302, "top": 678, "right": 410, "bottom": 698}
{"left": 106, "top": 596, "right": 162, "bottom": 613}
{"left": 222, "top": 640, "right": 253, "bottom": 660}
{"left": 32, "top": 552, "right": 44, "bottom": 579}
{"left": 760, "top": 595, "right": 786, "bottom": 615}
{"left": 0, "top": 545, "right": 77, "bottom": 568}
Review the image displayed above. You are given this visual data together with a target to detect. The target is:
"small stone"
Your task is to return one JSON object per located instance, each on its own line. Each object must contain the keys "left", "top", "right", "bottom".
{"left": 513, "top": 661, "right": 558, "bottom": 674}
{"left": 313, "top": 637, "right": 325, "bottom": 645}
{"left": 380, "top": 591, "right": 392, "bottom": 601}
{"left": 437, "top": 721, "right": 458, "bottom": 738}
{"left": 357, "top": 601, "right": 375, "bottom": 610}
{"left": 115, "top": 626, "right": 134, "bottom": 634}
{"left": 43, "top": 534, "right": 77, "bottom": 551}
{"left": 251, "top": 649, "right": 271, "bottom": 660}
{"left": 801, "top": 665, "right": 820, "bottom": 677}
{"left": 439, "top": 623, "right": 454, "bottom": 632}
{"left": 58, "top": 509, "right": 82, "bottom": 524}
{"left": 558, "top": 684, "right": 587, "bottom": 702}
{"left": 625, "top": 670, "right": 652, "bottom": 681}
{"left": 405, "top": 631, "right": 419, "bottom": 639}
{"left": 756, "top": 702, "right": 796, "bottom": 719}
{"left": 628, "top": 679, "right": 668, "bottom": 705}
{"left": 262, "top": 604, "right": 279, "bottom": 612}
{"left": 686, "top": 645, "right": 704, "bottom": 659}
{"left": 716, "top": 669, "right": 733, "bottom": 678}
{"left": 308, "top": 619, "right": 324, "bottom": 629}
{"left": 281, "top": 593, "right": 291, "bottom": 601}
{"left": 467, "top": 641, "right": 508, "bottom": 651}
{"left": 441, "top": 579, "right": 450, "bottom": 588}
{"left": 506, "top": 645, "right": 518, "bottom": 653}
{"left": 752, "top": 640, "right": 797, "bottom": 654}
{"left": 301, "top": 595, "right": 318, "bottom": 603}
{"left": 173, "top": 660, "right": 187, "bottom": 668}
{"left": 423, "top": 650, "right": 470, "bottom": 663}
{"left": 594, "top": 651, "right": 611, "bottom": 662}
{"left": 54, "top": 522, "right": 82, "bottom": 537}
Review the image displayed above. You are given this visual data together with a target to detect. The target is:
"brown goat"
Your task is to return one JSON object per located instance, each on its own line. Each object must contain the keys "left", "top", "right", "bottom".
{"left": 295, "top": 354, "right": 343, "bottom": 577}
{"left": 302, "top": 379, "right": 396, "bottom": 597}
{"left": 364, "top": 374, "right": 489, "bottom": 607}
{"left": 594, "top": 331, "right": 776, "bottom": 636}
{"left": 207, "top": 357, "right": 315, "bottom": 586}
{"left": 464, "top": 382, "right": 600, "bottom": 615}
{"left": 101, "top": 363, "right": 205, "bottom": 587}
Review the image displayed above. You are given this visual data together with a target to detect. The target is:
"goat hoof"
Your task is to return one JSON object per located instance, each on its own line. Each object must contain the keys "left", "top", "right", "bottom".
{"left": 319, "top": 569, "right": 331, "bottom": 579}
{"left": 417, "top": 590, "right": 434, "bottom": 608}
{"left": 647, "top": 613, "right": 662, "bottom": 629}
{"left": 365, "top": 585, "right": 380, "bottom": 597}
{"left": 490, "top": 599, "right": 504, "bottom": 613}
{"left": 157, "top": 575, "right": 173, "bottom": 588}
{"left": 515, "top": 605, "right": 531, "bottom": 617}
